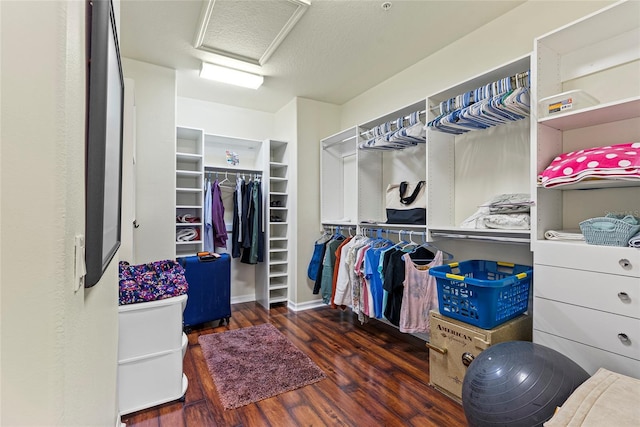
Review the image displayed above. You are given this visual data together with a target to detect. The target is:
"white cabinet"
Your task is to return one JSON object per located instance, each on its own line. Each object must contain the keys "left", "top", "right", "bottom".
{"left": 320, "top": 101, "right": 428, "bottom": 231}
{"left": 175, "top": 127, "right": 204, "bottom": 257}
{"left": 531, "top": 0, "right": 640, "bottom": 378}
{"left": 117, "top": 295, "right": 189, "bottom": 415}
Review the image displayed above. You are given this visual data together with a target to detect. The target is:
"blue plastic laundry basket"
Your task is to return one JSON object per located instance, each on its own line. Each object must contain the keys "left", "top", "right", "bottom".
{"left": 428, "top": 260, "right": 532, "bottom": 329}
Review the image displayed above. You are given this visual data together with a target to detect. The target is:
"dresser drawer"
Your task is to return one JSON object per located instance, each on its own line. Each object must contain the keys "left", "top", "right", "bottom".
{"left": 533, "top": 297, "right": 640, "bottom": 361}
{"left": 535, "top": 240, "right": 640, "bottom": 277}
{"left": 534, "top": 265, "right": 640, "bottom": 319}
{"left": 118, "top": 294, "right": 188, "bottom": 361}
{"left": 534, "top": 330, "right": 640, "bottom": 379}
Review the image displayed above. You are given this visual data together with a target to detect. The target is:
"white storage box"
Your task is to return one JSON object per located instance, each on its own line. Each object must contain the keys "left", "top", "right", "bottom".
{"left": 117, "top": 294, "right": 188, "bottom": 415}
{"left": 538, "top": 90, "right": 599, "bottom": 117}
{"left": 118, "top": 294, "right": 187, "bottom": 361}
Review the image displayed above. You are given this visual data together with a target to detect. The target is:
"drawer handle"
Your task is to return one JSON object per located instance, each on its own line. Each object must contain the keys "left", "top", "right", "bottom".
{"left": 618, "top": 292, "right": 631, "bottom": 302}
{"left": 619, "top": 259, "right": 632, "bottom": 270}
{"left": 618, "top": 333, "right": 631, "bottom": 344}
{"left": 425, "top": 342, "right": 447, "bottom": 355}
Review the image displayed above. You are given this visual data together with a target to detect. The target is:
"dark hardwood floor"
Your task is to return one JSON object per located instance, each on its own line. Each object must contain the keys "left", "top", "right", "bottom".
{"left": 121, "top": 302, "right": 468, "bottom": 427}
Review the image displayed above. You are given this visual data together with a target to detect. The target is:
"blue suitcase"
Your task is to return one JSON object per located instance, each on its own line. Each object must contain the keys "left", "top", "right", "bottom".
{"left": 178, "top": 254, "right": 231, "bottom": 328}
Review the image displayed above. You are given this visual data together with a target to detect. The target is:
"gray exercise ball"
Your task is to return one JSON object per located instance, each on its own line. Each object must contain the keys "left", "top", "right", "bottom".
{"left": 462, "top": 341, "right": 590, "bottom": 427}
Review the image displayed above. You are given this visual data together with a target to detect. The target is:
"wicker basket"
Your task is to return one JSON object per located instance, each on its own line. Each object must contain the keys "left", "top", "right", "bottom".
{"left": 579, "top": 215, "right": 640, "bottom": 247}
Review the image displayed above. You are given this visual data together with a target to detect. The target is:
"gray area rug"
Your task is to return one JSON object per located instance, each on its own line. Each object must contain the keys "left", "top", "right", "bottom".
{"left": 198, "top": 323, "right": 326, "bottom": 409}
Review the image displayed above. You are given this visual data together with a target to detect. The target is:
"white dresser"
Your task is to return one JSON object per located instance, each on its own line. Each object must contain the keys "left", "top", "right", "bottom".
{"left": 117, "top": 294, "right": 189, "bottom": 415}
{"left": 533, "top": 242, "right": 640, "bottom": 378}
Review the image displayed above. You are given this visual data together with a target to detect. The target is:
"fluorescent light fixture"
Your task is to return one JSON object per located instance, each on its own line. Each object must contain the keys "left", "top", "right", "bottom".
{"left": 200, "top": 62, "right": 264, "bottom": 89}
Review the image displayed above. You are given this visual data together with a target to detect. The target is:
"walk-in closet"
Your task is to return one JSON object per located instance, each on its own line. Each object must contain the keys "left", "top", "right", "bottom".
{"left": 5, "top": 1, "right": 639, "bottom": 426}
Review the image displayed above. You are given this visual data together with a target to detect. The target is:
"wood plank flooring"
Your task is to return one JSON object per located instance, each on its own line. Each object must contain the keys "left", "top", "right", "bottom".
{"left": 121, "top": 302, "right": 467, "bottom": 427}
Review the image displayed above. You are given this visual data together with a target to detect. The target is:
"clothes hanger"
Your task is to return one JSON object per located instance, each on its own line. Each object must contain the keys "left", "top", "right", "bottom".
{"left": 416, "top": 233, "right": 454, "bottom": 261}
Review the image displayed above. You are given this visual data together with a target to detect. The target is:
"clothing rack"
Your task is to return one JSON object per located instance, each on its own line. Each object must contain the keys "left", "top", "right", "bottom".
{"left": 205, "top": 166, "right": 262, "bottom": 181}
{"left": 426, "top": 70, "right": 530, "bottom": 135}
{"left": 358, "top": 110, "right": 426, "bottom": 138}
{"left": 430, "top": 70, "right": 530, "bottom": 115}
{"left": 358, "top": 109, "right": 427, "bottom": 151}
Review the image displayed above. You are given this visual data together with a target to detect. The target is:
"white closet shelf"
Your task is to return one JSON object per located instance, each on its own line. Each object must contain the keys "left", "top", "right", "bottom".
{"left": 205, "top": 165, "right": 262, "bottom": 174}
{"left": 538, "top": 97, "right": 640, "bottom": 131}
{"left": 176, "top": 170, "right": 202, "bottom": 176}
{"left": 269, "top": 284, "right": 288, "bottom": 291}
{"left": 176, "top": 205, "right": 202, "bottom": 209}
{"left": 176, "top": 240, "right": 201, "bottom": 245}
{"left": 269, "top": 272, "right": 288, "bottom": 278}
{"left": 270, "top": 191, "right": 287, "bottom": 196}
{"left": 176, "top": 187, "right": 203, "bottom": 193}
{"left": 322, "top": 221, "right": 357, "bottom": 226}
{"left": 429, "top": 227, "right": 530, "bottom": 244}
{"left": 269, "top": 221, "right": 289, "bottom": 225}
{"left": 176, "top": 222, "right": 202, "bottom": 227}
{"left": 537, "top": 179, "right": 640, "bottom": 191}
{"left": 270, "top": 162, "right": 287, "bottom": 168}
{"left": 360, "top": 222, "right": 426, "bottom": 230}
{"left": 176, "top": 152, "right": 202, "bottom": 161}
{"left": 269, "top": 260, "right": 288, "bottom": 266}
{"left": 269, "top": 177, "right": 287, "bottom": 182}
{"left": 269, "top": 248, "right": 288, "bottom": 253}
{"left": 269, "top": 296, "right": 288, "bottom": 303}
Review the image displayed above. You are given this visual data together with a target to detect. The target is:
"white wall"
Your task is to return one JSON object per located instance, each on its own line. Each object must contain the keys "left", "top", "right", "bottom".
{"left": 122, "top": 58, "right": 176, "bottom": 263}
{"left": 1, "top": 1, "right": 119, "bottom": 425}
{"left": 290, "top": 98, "right": 342, "bottom": 307}
{"left": 178, "top": 96, "right": 274, "bottom": 140}
{"left": 340, "top": 0, "right": 613, "bottom": 127}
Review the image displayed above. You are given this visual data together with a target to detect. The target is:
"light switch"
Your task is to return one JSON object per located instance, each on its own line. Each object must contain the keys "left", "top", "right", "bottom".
{"left": 74, "top": 234, "right": 86, "bottom": 291}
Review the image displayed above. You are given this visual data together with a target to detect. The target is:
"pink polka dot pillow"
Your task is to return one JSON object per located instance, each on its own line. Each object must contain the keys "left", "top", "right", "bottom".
{"left": 539, "top": 142, "right": 640, "bottom": 188}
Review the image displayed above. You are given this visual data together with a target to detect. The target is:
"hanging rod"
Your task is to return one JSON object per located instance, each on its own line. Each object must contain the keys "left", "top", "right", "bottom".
{"left": 359, "top": 110, "right": 426, "bottom": 137}
{"left": 205, "top": 166, "right": 262, "bottom": 175}
{"left": 428, "top": 70, "right": 530, "bottom": 114}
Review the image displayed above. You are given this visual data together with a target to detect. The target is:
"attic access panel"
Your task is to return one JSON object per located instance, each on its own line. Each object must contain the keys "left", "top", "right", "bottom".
{"left": 194, "top": 0, "right": 310, "bottom": 66}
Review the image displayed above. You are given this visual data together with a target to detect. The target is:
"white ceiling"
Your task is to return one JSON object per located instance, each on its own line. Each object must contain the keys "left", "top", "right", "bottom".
{"left": 119, "top": 0, "right": 525, "bottom": 113}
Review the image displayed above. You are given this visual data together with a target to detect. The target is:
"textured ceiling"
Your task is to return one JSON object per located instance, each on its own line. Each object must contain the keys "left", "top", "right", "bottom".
{"left": 197, "top": 0, "right": 308, "bottom": 65}
{"left": 119, "top": 0, "right": 525, "bottom": 113}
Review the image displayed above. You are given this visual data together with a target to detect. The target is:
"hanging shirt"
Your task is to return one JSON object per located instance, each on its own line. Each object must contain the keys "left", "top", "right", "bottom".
{"left": 319, "top": 235, "right": 345, "bottom": 304}
{"left": 203, "top": 179, "right": 213, "bottom": 252}
{"left": 231, "top": 182, "right": 241, "bottom": 258}
{"left": 399, "top": 250, "right": 443, "bottom": 334}
{"left": 211, "top": 179, "right": 227, "bottom": 249}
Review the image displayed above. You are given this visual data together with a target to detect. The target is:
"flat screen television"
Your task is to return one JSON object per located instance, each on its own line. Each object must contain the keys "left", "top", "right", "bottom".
{"left": 85, "top": 0, "right": 124, "bottom": 287}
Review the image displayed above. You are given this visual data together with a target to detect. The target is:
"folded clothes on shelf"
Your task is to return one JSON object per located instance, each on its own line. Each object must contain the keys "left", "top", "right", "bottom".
{"left": 544, "top": 229, "right": 585, "bottom": 241}
{"left": 176, "top": 227, "right": 199, "bottom": 242}
{"left": 176, "top": 214, "right": 201, "bottom": 223}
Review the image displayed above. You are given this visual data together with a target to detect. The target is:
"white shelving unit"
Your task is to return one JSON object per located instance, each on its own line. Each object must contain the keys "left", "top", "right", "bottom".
{"left": 256, "top": 140, "right": 291, "bottom": 307}
{"left": 425, "top": 55, "right": 532, "bottom": 245}
{"left": 175, "top": 127, "right": 204, "bottom": 257}
{"left": 530, "top": 0, "right": 640, "bottom": 378}
{"left": 320, "top": 127, "right": 358, "bottom": 226}
{"left": 357, "top": 100, "right": 428, "bottom": 228}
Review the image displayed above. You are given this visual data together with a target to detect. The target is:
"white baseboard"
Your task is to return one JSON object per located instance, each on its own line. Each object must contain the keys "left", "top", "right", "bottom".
{"left": 228, "top": 296, "right": 327, "bottom": 312}
{"left": 230, "top": 294, "right": 256, "bottom": 304}
{"left": 286, "top": 299, "right": 326, "bottom": 312}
